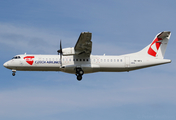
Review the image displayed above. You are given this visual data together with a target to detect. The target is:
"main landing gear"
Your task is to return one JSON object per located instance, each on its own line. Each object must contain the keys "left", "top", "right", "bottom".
{"left": 75, "top": 68, "right": 84, "bottom": 81}
{"left": 12, "top": 70, "right": 16, "bottom": 76}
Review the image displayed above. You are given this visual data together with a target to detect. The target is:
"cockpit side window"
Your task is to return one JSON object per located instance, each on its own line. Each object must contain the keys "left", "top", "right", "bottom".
{"left": 12, "top": 56, "right": 21, "bottom": 59}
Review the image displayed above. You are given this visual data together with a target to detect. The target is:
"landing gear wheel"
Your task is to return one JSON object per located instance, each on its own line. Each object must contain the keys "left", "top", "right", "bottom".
{"left": 77, "top": 75, "right": 82, "bottom": 81}
{"left": 75, "top": 67, "right": 84, "bottom": 81}
{"left": 76, "top": 68, "right": 81, "bottom": 73}
{"left": 79, "top": 70, "right": 84, "bottom": 75}
{"left": 76, "top": 68, "right": 84, "bottom": 75}
{"left": 12, "top": 72, "right": 15, "bottom": 76}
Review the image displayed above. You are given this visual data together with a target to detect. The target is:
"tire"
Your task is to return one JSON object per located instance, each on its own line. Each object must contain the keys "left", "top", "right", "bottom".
{"left": 12, "top": 73, "right": 15, "bottom": 76}
{"left": 77, "top": 75, "right": 82, "bottom": 81}
{"left": 79, "top": 70, "right": 84, "bottom": 75}
{"left": 76, "top": 68, "right": 81, "bottom": 73}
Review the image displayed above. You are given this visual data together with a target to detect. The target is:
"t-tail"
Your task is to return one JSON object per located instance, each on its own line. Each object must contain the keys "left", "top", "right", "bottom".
{"left": 137, "top": 31, "right": 171, "bottom": 59}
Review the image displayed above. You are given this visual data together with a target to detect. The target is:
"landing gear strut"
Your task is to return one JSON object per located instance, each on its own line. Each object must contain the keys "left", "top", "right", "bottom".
{"left": 75, "top": 68, "right": 84, "bottom": 81}
{"left": 12, "top": 70, "right": 16, "bottom": 76}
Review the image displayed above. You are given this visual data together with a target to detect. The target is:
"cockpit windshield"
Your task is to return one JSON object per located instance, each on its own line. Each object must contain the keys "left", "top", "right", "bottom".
{"left": 12, "top": 56, "right": 21, "bottom": 59}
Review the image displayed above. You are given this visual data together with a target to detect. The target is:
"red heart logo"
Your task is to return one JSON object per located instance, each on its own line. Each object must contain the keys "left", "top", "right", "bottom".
{"left": 24, "top": 56, "right": 34, "bottom": 65}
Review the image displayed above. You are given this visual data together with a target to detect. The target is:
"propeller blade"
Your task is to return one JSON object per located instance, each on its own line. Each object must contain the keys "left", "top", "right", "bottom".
{"left": 60, "top": 40, "right": 62, "bottom": 53}
{"left": 59, "top": 40, "right": 62, "bottom": 66}
{"left": 57, "top": 40, "right": 63, "bottom": 54}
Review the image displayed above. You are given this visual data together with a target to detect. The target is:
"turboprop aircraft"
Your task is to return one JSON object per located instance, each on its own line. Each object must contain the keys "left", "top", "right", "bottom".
{"left": 3, "top": 31, "right": 171, "bottom": 81}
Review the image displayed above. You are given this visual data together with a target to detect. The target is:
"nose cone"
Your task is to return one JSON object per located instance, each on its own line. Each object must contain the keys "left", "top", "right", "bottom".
{"left": 3, "top": 62, "right": 8, "bottom": 68}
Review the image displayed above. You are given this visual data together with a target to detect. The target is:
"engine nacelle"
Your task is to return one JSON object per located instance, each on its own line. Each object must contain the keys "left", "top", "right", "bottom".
{"left": 62, "top": 47, "right": 77, "bottom": 56}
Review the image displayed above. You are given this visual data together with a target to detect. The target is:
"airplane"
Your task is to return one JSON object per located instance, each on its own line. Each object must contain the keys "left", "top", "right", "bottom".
{"left": 3, "top": 31, "right": 171, "bottom": 81}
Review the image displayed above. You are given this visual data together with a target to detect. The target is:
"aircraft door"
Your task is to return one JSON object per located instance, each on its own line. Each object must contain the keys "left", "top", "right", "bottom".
{"left": 125, "top": 56, "right": 130, "bottom": 67}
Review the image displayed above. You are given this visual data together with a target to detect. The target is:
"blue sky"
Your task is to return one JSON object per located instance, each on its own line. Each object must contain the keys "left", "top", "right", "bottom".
{"left": 0, "top": 0, "right": 176, "bottom": 120}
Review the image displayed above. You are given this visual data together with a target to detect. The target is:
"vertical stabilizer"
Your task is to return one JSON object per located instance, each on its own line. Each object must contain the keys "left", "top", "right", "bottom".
{"left": 137, "top": 31, "right": 171, "bottom": 59}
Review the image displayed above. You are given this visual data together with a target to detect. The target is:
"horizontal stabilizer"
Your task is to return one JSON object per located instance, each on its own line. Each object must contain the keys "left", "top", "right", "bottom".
{"left": 157, "top": 31, "right": 171, "bottom": 39}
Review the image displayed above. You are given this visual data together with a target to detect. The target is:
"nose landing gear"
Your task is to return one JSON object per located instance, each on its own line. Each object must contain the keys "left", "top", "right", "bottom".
{"left": 75, "top": 68, "right": 84, "bottom": 81}
{"left": 12, "top": 70, "right": 16, "bottom": 76}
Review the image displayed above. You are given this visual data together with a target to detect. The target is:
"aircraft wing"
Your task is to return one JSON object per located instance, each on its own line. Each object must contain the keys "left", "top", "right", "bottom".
{"left": 74, "top": 32, "right": 92, "bottom": 56}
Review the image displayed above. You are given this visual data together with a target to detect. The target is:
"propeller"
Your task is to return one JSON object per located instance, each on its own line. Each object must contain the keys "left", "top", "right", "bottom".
{"left": 57, "top": 40, "right": 63, "bottom": 67}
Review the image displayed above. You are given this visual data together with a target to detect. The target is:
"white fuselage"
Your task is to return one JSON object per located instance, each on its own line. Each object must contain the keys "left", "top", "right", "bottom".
{"left": 3, "top": 54, "right": 171, "bottom": 74}
{"left": 3, "top": 31, "right": 172, "bottom": 80}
